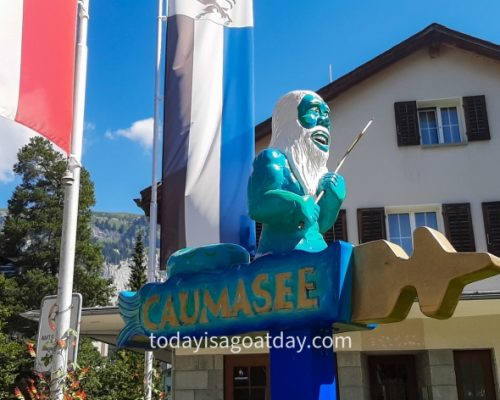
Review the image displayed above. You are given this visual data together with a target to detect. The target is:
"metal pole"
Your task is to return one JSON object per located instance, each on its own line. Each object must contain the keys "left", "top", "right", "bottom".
{"left": 144, "top": 0, "right": 165, "bottom": 398}
{"left": 50, "top": 1, "right": 89, "bottom": 399}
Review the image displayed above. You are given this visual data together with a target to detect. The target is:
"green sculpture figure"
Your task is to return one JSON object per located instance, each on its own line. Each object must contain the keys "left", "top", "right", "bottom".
{"left": 248, "top": 90, "right": 346, "bottom": 256}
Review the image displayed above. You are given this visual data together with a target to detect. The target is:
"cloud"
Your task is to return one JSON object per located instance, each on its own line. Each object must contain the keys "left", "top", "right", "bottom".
{"left": 106, "top": 118, "right": 154, "bottom": 149}
{"left": 83, "top": 121, "right": 97, "bottom": 154}
{"left": 0, "top": 118, "right": 37, "bottom": 182}
{"left": 84, "top": 121, "right": 96, "bottom": 132}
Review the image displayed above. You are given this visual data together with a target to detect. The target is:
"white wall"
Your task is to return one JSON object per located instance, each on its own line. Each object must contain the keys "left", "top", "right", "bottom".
{"left": 256, "top": 45, "right": 500, "bottom": 290}
{"left": 328, "top": 45, "right": 500, "bottom": 254}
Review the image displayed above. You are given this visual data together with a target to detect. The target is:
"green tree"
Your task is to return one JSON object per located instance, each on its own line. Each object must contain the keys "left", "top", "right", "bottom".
{"left": 0, "top": 275, "right": 32, "bottom": 398}
{"left": 0, "top": 138, "right": 166, "bottom": 399}
{"left": 0, "top": 136, "right": 114, "bottom": 311}
{"left": 0, "top": 333, "right": 28, "bottom": 399}
{"left": 128, "top": 231, "right": 147, "bottom": 291}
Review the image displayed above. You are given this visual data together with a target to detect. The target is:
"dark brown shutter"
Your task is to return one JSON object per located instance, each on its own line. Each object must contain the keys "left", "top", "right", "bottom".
{"left": 482, "top": 202, "right": 500, "bottom": 256}
{"left": 323, "top": 210, "right": 348, "bottom": 244}
{"left": 442, "top": 203, "right": 476, "bottom": 252}
{"left": 357, "top": 208, "right": 386, "bottom": 244}
{"left": 463, "top": 95, "right": 490, "bottom": 141}
{"left": 255, "top": 222, "right": 263, "bottom": 248}
{"left": 394, "top": 101, "right": 420, "bottom": 146}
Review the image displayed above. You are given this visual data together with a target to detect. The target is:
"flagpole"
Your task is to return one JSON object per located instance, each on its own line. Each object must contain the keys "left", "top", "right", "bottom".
{"left": 144, "top": 0, "right": 165, "bottom": 398}
{"left": 50, "top": 0, "right": 89, "bottom": 399}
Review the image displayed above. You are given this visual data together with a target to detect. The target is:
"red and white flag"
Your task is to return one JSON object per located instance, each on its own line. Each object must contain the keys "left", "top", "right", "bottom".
{"left": 0, "top": 0, "right": 78, "bottom": 154}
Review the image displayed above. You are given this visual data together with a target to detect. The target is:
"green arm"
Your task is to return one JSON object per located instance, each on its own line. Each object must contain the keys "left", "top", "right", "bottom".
{"left": 316, "top": 173, "right": 346, "bottom": 233}
{"left": 248, "top": 149, "right": 318, "bottom": 231}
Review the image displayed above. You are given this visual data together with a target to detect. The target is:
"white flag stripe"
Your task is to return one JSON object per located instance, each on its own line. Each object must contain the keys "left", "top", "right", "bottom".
{"left": 184, "top": 20, "right": 223, "bottom": 247}
{"left": 0, "top": 0, "right": 23, "bottom": 119}
{"left": 168, "top": 0, "right": 253, "bottom": 28}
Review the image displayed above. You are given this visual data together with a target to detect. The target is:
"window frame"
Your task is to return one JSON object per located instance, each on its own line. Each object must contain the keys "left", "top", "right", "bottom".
{"left": 385, "top": 204, "right": 443, "bottom": 253}
{"left": 416, "top": 98, "right": 467, "bottom": 146}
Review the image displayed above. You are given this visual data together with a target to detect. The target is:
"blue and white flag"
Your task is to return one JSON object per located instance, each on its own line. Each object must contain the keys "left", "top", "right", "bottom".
{"left": 161, "top": 0, "right": 255, "bottom": 266}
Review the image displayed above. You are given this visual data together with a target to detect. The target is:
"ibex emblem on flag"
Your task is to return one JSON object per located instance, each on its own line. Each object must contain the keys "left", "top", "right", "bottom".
{"left": 197, "top": 0, "right": 236, "bottom": 25}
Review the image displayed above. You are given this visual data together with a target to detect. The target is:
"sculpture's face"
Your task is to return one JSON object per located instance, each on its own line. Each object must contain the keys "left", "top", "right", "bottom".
{"left": 269, "top": 90, "right": 330, "bottom": 195}
{"left": 298, "top": 94, "right": 331, "bottom": 153}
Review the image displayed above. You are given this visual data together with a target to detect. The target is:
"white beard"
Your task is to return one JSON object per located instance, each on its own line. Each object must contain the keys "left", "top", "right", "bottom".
{"left": 269, "top": 91, "right": 329, "bottom": 195}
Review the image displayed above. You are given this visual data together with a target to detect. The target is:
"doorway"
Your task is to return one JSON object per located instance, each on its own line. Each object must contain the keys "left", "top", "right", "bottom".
{"left": 454, "top": 350, "right": 497, "bottom": 400}
{"left": 368, "top": 354, "right": 418, "bottom": 400}
{"left": 224, "top": 354, "right": 270, "bottom": 400}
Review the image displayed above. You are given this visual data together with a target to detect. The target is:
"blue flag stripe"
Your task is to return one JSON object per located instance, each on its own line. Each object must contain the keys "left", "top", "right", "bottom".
{"left": 220, "top": 27, "right": 256, "bottom": 252}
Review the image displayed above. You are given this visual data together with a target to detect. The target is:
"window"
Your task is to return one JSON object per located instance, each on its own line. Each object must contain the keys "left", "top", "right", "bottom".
{"left": 386, "top": 206, "right": 441, "bottom": 254}
{"left": 418, "top": 106, "right": 461, "bottom": 144}
{"left": 394, "top": 95, "right": 490, "bottom": 146}
{"left": 357, "top": 204, "right": 475, "bottom": 252}
{"left": 417, "top": 99, "right": 464, "bottom": 145}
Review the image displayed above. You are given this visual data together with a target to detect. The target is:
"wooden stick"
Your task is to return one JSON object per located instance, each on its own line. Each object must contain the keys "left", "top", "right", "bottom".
{"left": 315, "top": 119, "right": 373, "bottom": 204}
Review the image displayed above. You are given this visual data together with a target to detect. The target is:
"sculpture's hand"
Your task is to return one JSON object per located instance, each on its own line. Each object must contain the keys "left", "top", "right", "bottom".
{"left": 317, "top": 172, "right": 346, "bottom": 203}
{"left": 297, "top": 196, "right": 320, "bottom": 230}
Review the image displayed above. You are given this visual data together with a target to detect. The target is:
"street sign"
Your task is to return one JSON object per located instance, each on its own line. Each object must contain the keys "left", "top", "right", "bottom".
{"left": 35, "top": 294, "right": 82, "bottom": 373}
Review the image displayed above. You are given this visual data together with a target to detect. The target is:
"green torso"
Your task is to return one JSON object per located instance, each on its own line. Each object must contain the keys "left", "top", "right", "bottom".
{"left": 248, "top": 149, "right": 332, "bottom": 256}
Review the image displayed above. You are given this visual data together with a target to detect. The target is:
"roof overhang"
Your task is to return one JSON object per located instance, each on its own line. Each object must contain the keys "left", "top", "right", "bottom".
{"left": 21, "top": 294, "right": 500, "bottom": 352}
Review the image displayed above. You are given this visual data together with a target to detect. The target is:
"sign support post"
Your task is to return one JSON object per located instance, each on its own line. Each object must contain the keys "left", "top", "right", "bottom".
{"left": 270, "top": 328, "right": 338, "bottom": 400}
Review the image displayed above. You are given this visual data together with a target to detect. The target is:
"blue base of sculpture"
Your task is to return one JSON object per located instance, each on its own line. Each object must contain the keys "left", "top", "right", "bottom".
{"left": 270, "top": 327, "right": 338, "bottom": 400}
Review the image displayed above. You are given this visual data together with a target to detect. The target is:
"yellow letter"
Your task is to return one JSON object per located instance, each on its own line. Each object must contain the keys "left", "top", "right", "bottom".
{"left": 252, "top": 274, "right": 272, "bottom": 313}
{"left": 274, "top": 272, "right": 293, "bottom": 310}
{"left": 143, "top": 295, "right": 160, "bottom": 331}
{"left": 200, "top": 288, "right": 230, "bottom": 323}
{"left": 231, "top": 279, "right": 253, "bottom": 317}
{"left": 160, "top": 295, "right": 179, "bottom": 328}
{"left": 179, "top": 290, "right": 200, "bottom": 325}
{"left": 298, "top": 267, "right": 318, "bottom": 309}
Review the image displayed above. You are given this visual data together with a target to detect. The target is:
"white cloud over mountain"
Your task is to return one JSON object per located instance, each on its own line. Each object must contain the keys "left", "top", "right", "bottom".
{"left": 105, "top": 117, "right": 154, "bottom": 149}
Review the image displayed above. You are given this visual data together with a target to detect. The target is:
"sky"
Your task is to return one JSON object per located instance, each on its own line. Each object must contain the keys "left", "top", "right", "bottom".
{"left": 1, "top": 0, "right": 500, "bottom": 214}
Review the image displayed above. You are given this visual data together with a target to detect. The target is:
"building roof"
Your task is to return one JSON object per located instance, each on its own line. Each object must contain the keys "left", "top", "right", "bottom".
{"left": 255, "top": 22, "right": 500, "bottom": 140}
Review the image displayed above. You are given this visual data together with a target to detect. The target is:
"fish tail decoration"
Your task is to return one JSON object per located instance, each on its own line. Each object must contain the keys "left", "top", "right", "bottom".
{"left": 117, "top": 291, "right": 143, "bottom": 347}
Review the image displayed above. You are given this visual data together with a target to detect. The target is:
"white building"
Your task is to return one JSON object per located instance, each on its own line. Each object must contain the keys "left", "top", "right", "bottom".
{"left": 255, "top": 23, "right": 500, "bottom": 400}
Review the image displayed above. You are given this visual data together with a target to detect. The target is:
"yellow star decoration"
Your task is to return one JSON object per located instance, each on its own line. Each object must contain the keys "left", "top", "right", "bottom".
{"left": 351, "top": 227, "right": 500, "bottom": 324}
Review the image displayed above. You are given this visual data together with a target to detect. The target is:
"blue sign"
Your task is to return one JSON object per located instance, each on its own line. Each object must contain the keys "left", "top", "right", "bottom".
{"left": 117, "top": 241, "right": 356, "bottom": 348}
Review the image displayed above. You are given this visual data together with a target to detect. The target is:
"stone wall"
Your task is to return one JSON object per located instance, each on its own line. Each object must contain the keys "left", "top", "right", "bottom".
{"left": 174, "top": 354, "right": 224, "bottom": 400}
{"left": 337, "top": 352, "right": 369, "bottom": 399}
{"left": 172, "top": 350, "right": 462, "bottom": 399}
{"left": 420, "top": 350, "right": 459, "bottom": 400}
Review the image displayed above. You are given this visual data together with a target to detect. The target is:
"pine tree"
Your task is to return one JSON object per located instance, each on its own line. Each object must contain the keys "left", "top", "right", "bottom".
{"left": 128, "top": 231, "right": 147, "bottom": 291}
{"left": 0, "top": 137, "right": 114, "bottom": 311}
